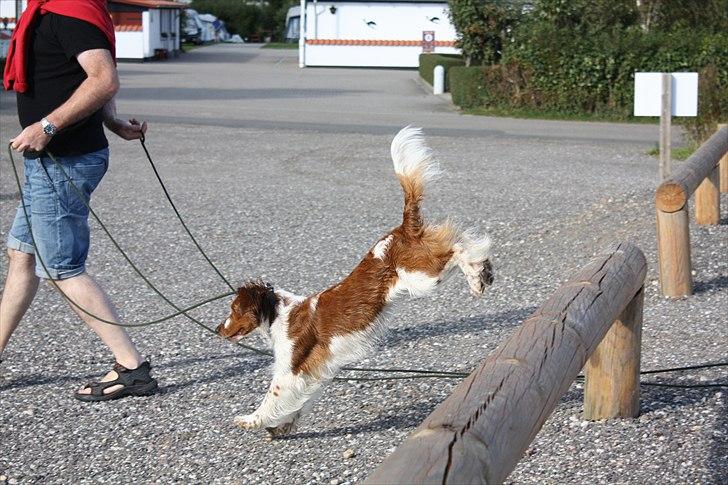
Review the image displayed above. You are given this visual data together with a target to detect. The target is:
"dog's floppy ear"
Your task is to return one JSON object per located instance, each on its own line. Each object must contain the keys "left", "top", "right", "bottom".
{"left": 261, "top": 283, "right": 278, "bottom": 325}
{"left": 237, "top": 281, "right": 278, "bottom": 325}
{"left": 218, "top": 281, "right": 278, "bottom": 339}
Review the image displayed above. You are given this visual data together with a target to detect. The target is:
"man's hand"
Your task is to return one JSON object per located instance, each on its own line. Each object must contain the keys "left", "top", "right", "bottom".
{"left": 105, "top": 117, "right": 148, "bottom": 140}
{"left": 10, "top": 122, "right": 51, "bottom": 152}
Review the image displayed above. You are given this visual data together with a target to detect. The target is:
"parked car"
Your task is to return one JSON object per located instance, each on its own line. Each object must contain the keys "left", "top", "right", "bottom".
{"left": 183, "top": 9, "right": 203, "bottom": 44}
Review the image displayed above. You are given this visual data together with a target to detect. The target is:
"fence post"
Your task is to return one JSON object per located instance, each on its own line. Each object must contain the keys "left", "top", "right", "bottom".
{"left": 656, "top": 208, "right": 692, "bottom": 296}
{"left": 720, "top": 123, "right": 728, "bottom": 193}
{"left": 584, "top": 287, "right": 643, "bottom": 420}
{"left": 695, "top": 165, "right": 720, "bottom": 225}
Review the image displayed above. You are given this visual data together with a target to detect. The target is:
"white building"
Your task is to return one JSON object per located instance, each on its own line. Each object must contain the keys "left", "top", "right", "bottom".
{"left": 292, "top": 0, "right": 459, "bottom": 68}
{"left": 108, "top": 0, "right": 184, "bottom": 61}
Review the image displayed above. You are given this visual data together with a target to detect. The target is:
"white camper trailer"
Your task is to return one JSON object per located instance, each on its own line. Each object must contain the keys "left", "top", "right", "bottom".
{"left": 108, "top": 0, "right": 184, "bottom": 60}
{"left": 183, "top": 8, "right": 204, "bottom": 44}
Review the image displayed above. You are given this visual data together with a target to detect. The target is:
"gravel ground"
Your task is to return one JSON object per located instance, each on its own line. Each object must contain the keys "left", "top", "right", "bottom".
{"left": 0, "top": 44, "right": 726, "bottom": 484}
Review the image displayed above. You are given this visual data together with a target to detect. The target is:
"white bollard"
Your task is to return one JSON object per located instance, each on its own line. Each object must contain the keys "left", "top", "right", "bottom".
{"left": 433, "top": 65, "right": 445, "bottom": 95}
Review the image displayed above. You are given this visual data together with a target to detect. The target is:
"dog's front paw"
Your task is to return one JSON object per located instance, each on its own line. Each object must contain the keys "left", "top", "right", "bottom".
{"left": 234, "top": 413, "right": 264, "bottom": 430}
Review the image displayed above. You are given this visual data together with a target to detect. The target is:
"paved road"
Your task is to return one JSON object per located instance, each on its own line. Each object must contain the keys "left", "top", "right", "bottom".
{"left": 112, "top": 44, "right": 678, "bottom": 145}
{"left": 0, "top": 44, "right": 725, "bottom": 484}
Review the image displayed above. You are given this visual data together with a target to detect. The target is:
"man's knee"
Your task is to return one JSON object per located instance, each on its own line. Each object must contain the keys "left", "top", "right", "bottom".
{"left": 7, "top": 248, "right": 35, "bottom": 268}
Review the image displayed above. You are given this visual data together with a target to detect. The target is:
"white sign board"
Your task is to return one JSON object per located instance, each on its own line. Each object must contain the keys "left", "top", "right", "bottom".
{"left": 634, "top": 72, "right": 698, "bottom": 116}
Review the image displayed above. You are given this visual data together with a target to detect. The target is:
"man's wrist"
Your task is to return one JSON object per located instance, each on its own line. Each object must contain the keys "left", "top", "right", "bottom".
{"left": 40, "top": 117, "right": 58, "bottom": 137}
{"left": 103, "top": 117, "right": 120, "bottom": 129}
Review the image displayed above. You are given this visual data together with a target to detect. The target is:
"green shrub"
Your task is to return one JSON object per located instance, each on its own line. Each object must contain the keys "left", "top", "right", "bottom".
{"left": 501, "top": 24, "right": 728, "bottom": 137}
{"left": 446, "top": 0, "right": 728, "bottom": 142}
{"left": 418, "top": 54, "right": 465, "bottom": 91}
{"left": 449, "top": 66, "right": 486, "bottom": 108}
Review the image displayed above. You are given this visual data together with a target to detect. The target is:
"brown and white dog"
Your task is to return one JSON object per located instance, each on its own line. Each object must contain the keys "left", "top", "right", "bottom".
{"left": 216, "top": 127, "right": 493, "bottom": 437}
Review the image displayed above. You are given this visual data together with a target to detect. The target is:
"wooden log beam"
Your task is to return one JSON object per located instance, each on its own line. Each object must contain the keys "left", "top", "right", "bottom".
{"left": 719, "top": 124, "right": 728, "bottom": 193}
{"left": 365, "top": 242, "right": 647, "bottom": 485}
{"left": 656, "top": 125, "right": 728, "bottom": 213}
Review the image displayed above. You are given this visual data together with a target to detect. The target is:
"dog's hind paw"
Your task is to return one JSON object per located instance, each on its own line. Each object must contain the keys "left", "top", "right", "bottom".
{"left": 467, "top": 259, "right": 494, "bottom": 297}
{"left": 480, "top": 259, "right": 494, "bottom": 287}
{"left": 265, "top": 420, "right": 298, "bottom": 440}
{"left": 234, "top": 414, "right": 264, "bottom": 430}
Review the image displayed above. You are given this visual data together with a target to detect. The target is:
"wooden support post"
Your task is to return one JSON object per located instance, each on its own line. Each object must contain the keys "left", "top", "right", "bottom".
{"left": 656, "top": 208, "right": 692, "bottom": 297}
{"left": 695, "top": 165, "right": 720, "bottom": 225}
{"left": 659, "top": 73, "right": 672, "bottom": 180}
{"left": 719, "top": 124, "right": 728, "bottom": 193}
{"left": 584, "top": 287, "right": 643, "bottom": 420}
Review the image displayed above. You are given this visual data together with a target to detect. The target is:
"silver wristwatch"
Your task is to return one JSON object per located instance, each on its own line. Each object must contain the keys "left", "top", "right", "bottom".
{"left": 41, "top": 117, "right": 58, "bottom": 137}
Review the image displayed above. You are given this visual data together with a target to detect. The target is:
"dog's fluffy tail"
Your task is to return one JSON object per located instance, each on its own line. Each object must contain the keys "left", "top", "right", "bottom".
{"left": 390, "top": 126, "right": 440, "bottom": 230}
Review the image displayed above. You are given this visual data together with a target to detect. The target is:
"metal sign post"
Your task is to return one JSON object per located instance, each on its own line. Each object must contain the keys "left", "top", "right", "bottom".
{"left": 634, "top": 72, "right": 698, "bottom": 181}
{"left": 659, "top": 73, "right": 672, "bottom": 179}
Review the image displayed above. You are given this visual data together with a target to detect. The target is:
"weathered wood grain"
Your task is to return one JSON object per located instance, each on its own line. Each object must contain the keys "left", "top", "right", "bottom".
{"left": 695, "top": 166, "right": 720, "bottom": 225}
{"left": 659, "top": 73, "right": 672, "bottom": 180}
{"left": 365, "top": 243, "right": 647, "bottom": 485}
{"left": 584, "top": 287, "right": 643, "bottom": 420}
{"left": 656, "top": 125, "right": 728, "bottom": 213}
{"left": 656, "top": 208, "right": 693, "bottom": 297}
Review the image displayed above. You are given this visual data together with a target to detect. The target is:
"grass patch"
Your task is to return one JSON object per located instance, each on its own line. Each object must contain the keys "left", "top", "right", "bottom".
{"left": 646, "top": 144, "right": 696, "bottom": 160}
{"left": 181, "top": 42, "right": 204, "bottom": 53}
{"left": 261, "top": 42, "right": 298, "bottom": 49}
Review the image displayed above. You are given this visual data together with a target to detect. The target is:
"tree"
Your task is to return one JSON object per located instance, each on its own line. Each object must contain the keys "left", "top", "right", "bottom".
{"left": 190, "top": 0, "right": 262, "bottom": 38}
{"left": 448, "top": 0, "right": 523, "bottom": 66}
{"left": 636, "top": 0, "right": 728, "bottom": 32}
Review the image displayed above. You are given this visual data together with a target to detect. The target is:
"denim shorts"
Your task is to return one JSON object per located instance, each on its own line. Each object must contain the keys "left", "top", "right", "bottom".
{"left": 7, "top": 148, "right": 109, "bottom": 280}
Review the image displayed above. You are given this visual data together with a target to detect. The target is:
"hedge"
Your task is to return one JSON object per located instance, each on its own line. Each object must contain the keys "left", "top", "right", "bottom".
{"left": 449, "top": 66, "right": 486, "bottom": 108}
{"left": 448, "top": 29, "right": 728, "bottom": 141}
{"left": 418, "top": 53, "right": 465, "bottom": 91}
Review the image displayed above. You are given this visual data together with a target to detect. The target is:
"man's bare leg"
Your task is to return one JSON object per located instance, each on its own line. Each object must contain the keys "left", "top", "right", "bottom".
{"left": 0, "top": 249, "right": 40, "bottom": 359}
{"left": 54, "top": 272, "right": 144, "bottom": 395}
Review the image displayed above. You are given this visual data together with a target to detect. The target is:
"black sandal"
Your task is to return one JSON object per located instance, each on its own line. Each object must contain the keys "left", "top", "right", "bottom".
{"left": 74, "top": 361, "right": 158, "bottom": 402}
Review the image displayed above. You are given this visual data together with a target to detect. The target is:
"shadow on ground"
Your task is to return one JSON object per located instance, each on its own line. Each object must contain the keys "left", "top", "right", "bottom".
{"left": 384, "top": 306, "right": 536, "bottom": 347}
{"left": 709, "top": 396, "right": 728, "bottom": 483}
{"left": 280, "top": 401, "right": 435, "bottom": 440}
{"left": 694, "top": 275, "right": 728, "bottom": 294}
